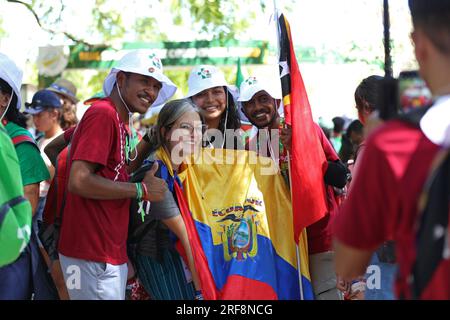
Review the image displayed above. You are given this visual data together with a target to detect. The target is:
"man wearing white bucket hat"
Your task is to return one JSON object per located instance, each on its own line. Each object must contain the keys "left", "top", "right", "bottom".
{"left": 186, "top": 65, "right": 242, "bottom": 149}
{"left": 239, "top": 75, "right": 350, "bottom": 300}
{"left": 238, "top": 75, "right": 289, "bottom": 166}
{"left": 58, "top": 50, "right": 176, "bottom": 300}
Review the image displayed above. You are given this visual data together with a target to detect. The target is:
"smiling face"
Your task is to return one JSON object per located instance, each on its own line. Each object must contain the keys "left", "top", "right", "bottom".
{"left": 191, "top": 86, "right": 226, "bottom": 127}
{"left": 116, "top": 72, "right": 162, "bottom": 114}
{"left": 164, "top": 110, "right": 203, "bottom": 165}
{"left": 242, "top": 90, "right": 278, "bottom": 128}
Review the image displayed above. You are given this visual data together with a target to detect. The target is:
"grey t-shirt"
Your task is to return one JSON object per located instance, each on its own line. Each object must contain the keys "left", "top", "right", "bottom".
{"left": 148, "top": 190, "right": 180, "bottom": 220}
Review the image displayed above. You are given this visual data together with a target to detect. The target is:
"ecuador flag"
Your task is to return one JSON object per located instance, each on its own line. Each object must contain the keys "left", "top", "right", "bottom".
{"left": 178, "top": 149, "right": 314, "bottom": 300}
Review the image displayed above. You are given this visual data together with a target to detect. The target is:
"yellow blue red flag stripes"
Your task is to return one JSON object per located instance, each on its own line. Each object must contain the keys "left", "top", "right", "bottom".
{"left": 178, "top": 149, "right": 314, "bottom": 300}
{"left": 277, "top": 13, "right": 328, "bottom": 243}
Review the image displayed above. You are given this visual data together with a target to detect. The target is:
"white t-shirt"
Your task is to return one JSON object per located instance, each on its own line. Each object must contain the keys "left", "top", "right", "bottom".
{"left": 37, "top": 128, "right": 63, "bottom": 198}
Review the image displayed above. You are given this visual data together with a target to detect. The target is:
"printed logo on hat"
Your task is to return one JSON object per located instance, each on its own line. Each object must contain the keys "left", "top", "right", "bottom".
{"left": 148, "top": 53, "right": 162, "bottom": 70}
{"left": 197, "top": 68, "right": 212, "bottom": 79}
{"left": 244, "top": 77, "right": 258, "bottom": 86}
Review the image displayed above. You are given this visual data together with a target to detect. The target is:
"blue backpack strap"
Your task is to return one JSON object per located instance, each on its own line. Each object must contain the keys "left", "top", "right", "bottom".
{"left": 0, "top": 196, "right": 28, "bottom": 226}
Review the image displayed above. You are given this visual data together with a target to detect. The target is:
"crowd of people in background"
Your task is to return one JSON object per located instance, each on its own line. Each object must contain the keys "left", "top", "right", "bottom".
{"left": 0, "top": 0, "right": 449, "bottom": 300}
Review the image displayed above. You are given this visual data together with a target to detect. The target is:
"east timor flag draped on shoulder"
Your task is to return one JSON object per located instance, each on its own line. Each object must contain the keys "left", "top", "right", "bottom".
{"left": 277, "top": 13, "right": 328, "bottom": 243}
{"left": 178, "top": 149, "right": 313, "bottom": 300}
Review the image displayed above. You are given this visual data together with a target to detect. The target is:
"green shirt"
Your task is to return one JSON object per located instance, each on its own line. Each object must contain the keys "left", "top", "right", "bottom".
{"left": 0, "top": 124, "right": 32, "bottom": 267}
{"left": 5, "top": 122, "right": 49, "bottom": 186}
{"left": 330, "top": 135, "right": 342, "bottom": 154}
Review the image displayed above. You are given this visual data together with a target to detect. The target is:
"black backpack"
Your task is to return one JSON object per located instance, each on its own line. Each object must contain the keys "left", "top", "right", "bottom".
{"left": 374, "top": 106, "right": 434, "bottom": 265}
{"left": 411, "top": 148, "right": 449, "bottom": 298}
{"left": 396, "top": 106, "right": 449, "bottom": 298}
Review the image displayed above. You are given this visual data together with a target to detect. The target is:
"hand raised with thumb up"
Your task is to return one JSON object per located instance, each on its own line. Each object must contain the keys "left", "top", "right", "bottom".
{"left": 142, "top": 161, "right": 168, "bottom": 202}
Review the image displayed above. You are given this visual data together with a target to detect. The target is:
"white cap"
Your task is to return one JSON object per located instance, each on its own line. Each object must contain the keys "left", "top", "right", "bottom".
{"left": 185, "top": 65, "right": 238, "bottom": 99}
{"left": 238, "top": 76, "right": 281, "bottom": 102}
{"left": 0, "top": 53, "right": 23, "bottom": 109}
{"left": 103, "top": 50, "right": 177, "bottom": 107}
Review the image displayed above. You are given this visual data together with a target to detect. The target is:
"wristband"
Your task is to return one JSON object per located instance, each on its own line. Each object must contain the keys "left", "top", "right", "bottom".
{"left": 136, "top": 183, "right": 145, "bottom": 222}
{"left": 141, "top": 182, "right": 148, "bottom": 200}
{"left": 135, "top": 182, "right": 143, "bottom": 200}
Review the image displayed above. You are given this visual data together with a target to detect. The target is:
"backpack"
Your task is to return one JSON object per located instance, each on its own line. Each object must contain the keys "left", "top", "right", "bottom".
{"left": 38, "top": 126, "right": 76, "bottom": 262}
{"left": 38, "top": 146, "right": 70, "bottom": 261}
{"left": 412, "top": 148, "right": 449, "bottom": 298}
{"left": 0, "top": 126, "right": 32, "bottom": 267}
{"left": 372, "top": 107, "right": 434, "bottom": 265}
{"left": 396, "top": 106, "right": 449, "bottom": 298}
{"left": 9, "top": 128, "right": 66, "bottom": 262}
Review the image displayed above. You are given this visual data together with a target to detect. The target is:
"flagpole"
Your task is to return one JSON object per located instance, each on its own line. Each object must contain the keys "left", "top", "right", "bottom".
{"left": 273, "top": 0, "right": 281, "bottom": 55}
{"left": 273, "top": 0, "right": 305, "bottom": 301}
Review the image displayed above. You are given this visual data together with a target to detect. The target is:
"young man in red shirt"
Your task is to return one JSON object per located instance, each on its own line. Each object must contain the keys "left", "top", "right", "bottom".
{"left": 334, "top": 0, "right": 450, "bottom": 299}
{"left": 58, "top": 50, "right": 177, "bottom": 300}
{"left": 238, "top": 76, "right": 349, "bottom": 300}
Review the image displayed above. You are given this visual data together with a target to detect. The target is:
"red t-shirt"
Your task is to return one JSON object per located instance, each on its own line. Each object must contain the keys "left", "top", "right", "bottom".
{"left": 307, "top": 124, "right": 341, "bottom": 254}
{"left": 58, "top": 98, "right": 131, "bottom": 265}
{"left": 334, "top": 120, "right": 440, "bottom": 299}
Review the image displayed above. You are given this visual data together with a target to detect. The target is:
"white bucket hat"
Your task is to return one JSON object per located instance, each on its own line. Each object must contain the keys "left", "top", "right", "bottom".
{"left": 0, "top": 52, "right": 23, "bottom": 109}
{"left": 185, "top": 65, "right": 238, "bottom": 99}
{"left": 238, "top": 76, "right": 281, "bottom": 102}
{"left": 103, "top": 49, "right": 177, "bottom": 107}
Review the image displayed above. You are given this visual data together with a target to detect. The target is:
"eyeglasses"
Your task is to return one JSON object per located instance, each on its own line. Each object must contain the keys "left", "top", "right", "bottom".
{"left": 175, "top": 123, "right": 208, "bottom": 135}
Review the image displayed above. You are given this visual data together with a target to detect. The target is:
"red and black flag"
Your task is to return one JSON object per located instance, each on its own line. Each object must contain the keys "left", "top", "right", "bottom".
{"left": 277, "top": 13, "right": 328, "bottom": 243}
